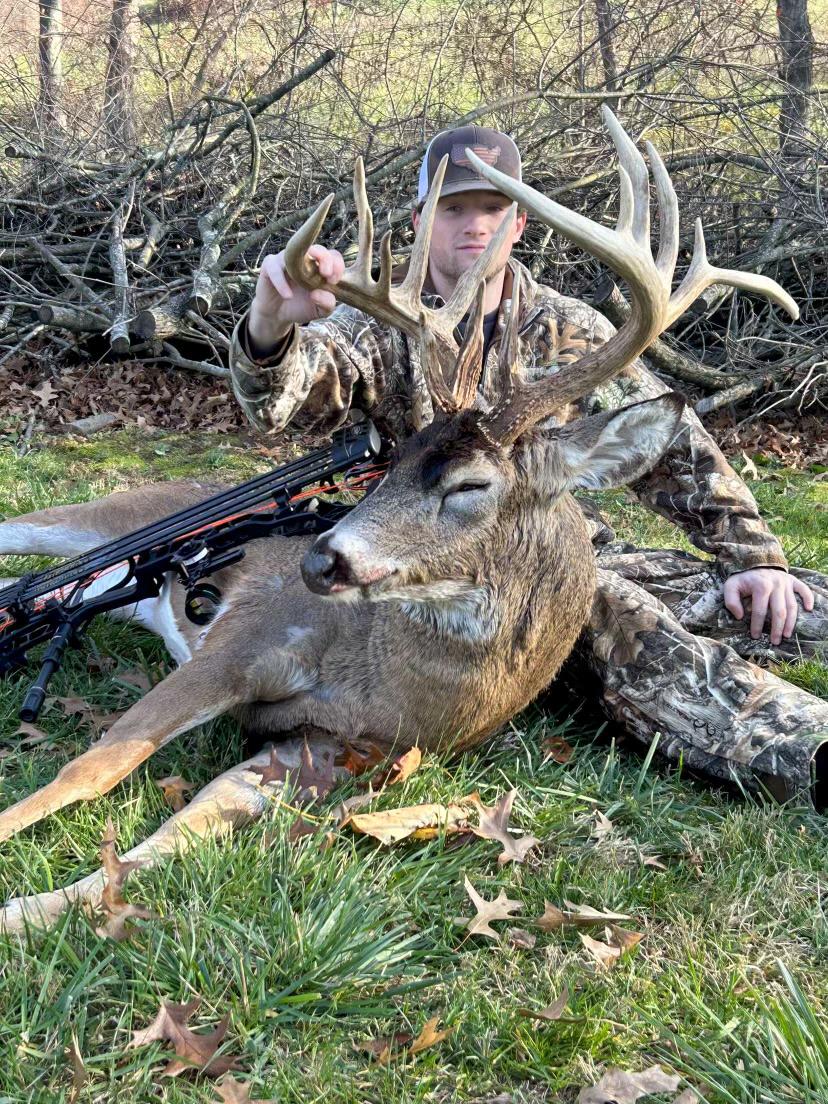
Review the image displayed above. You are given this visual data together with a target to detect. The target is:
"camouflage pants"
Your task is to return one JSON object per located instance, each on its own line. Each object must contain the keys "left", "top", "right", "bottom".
{"left": 572, "top": 545, "right": 828, "bottom": 806}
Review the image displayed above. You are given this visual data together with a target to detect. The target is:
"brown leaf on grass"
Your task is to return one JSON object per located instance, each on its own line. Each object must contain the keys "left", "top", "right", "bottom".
{"left": 382, "top": 746, "right": 422, "bottom": 786}
{"left": 86, "top": 652, "right": 116, "bottom": 674}
{"left": 592, "top": 811, "right": 614, "bottom": 840}
{"left": 466, "top": 789, "right": 539, "bottom": 867}
{"left": 128, "top": 996, "right": 243, "bottom": 1078}
{"left": 13, "top": 721, "right": 51, "bottom": 746}
{"left": 344, "top": 801, "right": 472, "bottom": 845}
{"left": 336, "top": 785, "right": 380, "bottom": 823}
{"left": 252, "top": 739, "right": 335, "bottom": 805}
{"left": 579, "top": 925, "right": 642, "bottom": 969}
{"left": 353, "top": 1032, "right": 414, "bottom": 1065}
{"left": 458, "top": 875, "right": 523, "bottom": 940}
{"left": 57, "top": 696, "right": 95, "bottom": 719}
{"left": 118, "top": 669, "right": 154, "bottom": 694}
{"left": 156, "top": 774, "right": 193, "bottom": 813}
{"left": 339, "top": 741, "right": 387, "bottom": 776}
{"left": 517, "top": 987, "right": 584, "bottom": 1023}
{"left": 213, "top": 1074, "right": 275, "bottom": 1103}
{"left": 66, "top": 1029, "right": 87, "bottom": 1103}
{"left": 408, "top": 1015, "right": 453, "bottom": 1055}
{"left": 642, "top": 855, "right": 668, "bottom": 870}
{"left": 576, "top": 1065, "right": 680, "bottom": 1103}
{"left": 542, "top": 733, "right": 574, "bottom": 764}
{"left": 88, "top": 709, "right": 125, "bottom": 735}
{"left": 91, "top": 817, "right": 154, "bottom": 941}
{"left": 508, "top": 927, "right": 537, "bottom": 949}
{"left": 533, "top": 900, "right": 631, "bottom": 932}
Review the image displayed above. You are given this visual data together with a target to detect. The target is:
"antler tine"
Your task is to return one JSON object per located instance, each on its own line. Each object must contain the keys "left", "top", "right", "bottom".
{"left": 646, "top": 141, "right": 679, "bottom": 280}
{"left": 352, "top": 158, "right": 374, "bottom": 284}
{"left": 282, "top": 192, "right": 336, "bottom": 290}
{"left": 440, "top": 203, "right": 519, "bottom": 331}
{"left": 602, "top": 107, "right": 650, "bottom": 245}
{"left": 665, "top": 218, "right": 799, "bottom": 326}
{"left": 397, "top": 155, "right": 449, "bottom": 310}
{"left": 451, "top": 281, "right": 487, "bottom": 409}
{"left": 420, "top": 317, "right": 460, "bottom": 414}
{"left": 487, "top": 276, "right": 521, "bottom": 409}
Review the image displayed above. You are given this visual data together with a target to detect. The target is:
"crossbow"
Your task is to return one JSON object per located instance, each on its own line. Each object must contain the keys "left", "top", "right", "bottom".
{"left": 0, "top": 419, "right": 386, "bottom": 722}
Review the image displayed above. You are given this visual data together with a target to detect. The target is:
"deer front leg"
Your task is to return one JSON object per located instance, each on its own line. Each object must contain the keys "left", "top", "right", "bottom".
{"left": 0, "top": 645, "right": 314, "bottom": 842}
{"left": 0, "top": 736, "right": 343, "bottom": 935}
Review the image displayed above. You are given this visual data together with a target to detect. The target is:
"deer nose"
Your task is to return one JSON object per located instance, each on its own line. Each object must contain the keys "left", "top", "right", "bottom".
{"left": 301, "top": 537, "right": 350, "bottom": 594}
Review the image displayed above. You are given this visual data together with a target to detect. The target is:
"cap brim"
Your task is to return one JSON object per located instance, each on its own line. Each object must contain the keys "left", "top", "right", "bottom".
{"left": 436, "top": 178, "right": 517, "bottom": 199}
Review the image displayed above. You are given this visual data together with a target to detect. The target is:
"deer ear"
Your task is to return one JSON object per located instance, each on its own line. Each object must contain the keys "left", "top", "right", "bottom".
{"left": 542, "top": 394, "right": 686, "bottom": 494}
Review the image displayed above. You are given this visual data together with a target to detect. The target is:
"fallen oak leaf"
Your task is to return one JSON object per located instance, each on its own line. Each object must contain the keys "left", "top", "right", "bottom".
{"left": 382, "top": 746, "right": 422, "bottom": 786}
{"left": 577, "top": 1064, "right": 680, "bottom": 1103}
{"left": 336, "top": 784, "right": 381, "bottom": 823}
{"left": 466, "top": 788, "right": 539, "bottom": 867}
{"left": 408, "top": 1015, "right": 453, "bottom": 1056}
{"left": 517, "top": 986, "right": 584, "bottom": 1023}
{"left": 57, "top": 696, "right": 95, "bottom": 719}
{"left": 607, "top": 923, "right": 644, "bottom": 954}
{"left": 592, "top": 810, "right": 614, "bottom": 840}
{"left": 91, "top": 817, "right": 155, "bottom": 941}
{"left": 542, "top": 732, "right": 574, "bottom": 764}
{"left": 252, "top": 739, "right": 335, "bottom": 805}
{"left": 128, "top": 996, "right": 243, "bottom": 1078}
{"left": 117, "top": 668, "right": 154, "bottom": 694}
{"left": 579, "top": 925, "right": 642, "bottom": 969}
{"left": 458, "top": 875, "right": 523, "bottom": 940}
{"left": 344, "top": 801, "right": 471, "bottom": 845}
{"left": 508, "top": 927, "right": 537, "bottom": 949}
{"left": 533, "top": 900, "right": 631, "bottom": 932}
{"left": 339, "top": 741, "right": 387, "bottom": 776}
{"left": 66, "top": 1029, "right": 87, "bottom": 1103}
{"left": 156, "top": 774, "right": 193, "bottom": 812}
{"left": 352, "top": 1031, "right": 413, "bottom": 1065}
{"left": 213, "top": 1073, "right": 276, "bottom": 1103}
{"left": 12, "top": 721, "right": 51, "bottom": 746}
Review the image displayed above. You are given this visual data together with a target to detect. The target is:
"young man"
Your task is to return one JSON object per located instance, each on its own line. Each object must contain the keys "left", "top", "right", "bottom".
{"left": 230, "top": 123, "right": 828, "bottom": 805}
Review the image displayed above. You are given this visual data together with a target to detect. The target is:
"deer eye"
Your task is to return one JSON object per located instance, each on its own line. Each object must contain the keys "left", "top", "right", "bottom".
{"left": 445, "top": 481, "right": 491, "bottom": 497}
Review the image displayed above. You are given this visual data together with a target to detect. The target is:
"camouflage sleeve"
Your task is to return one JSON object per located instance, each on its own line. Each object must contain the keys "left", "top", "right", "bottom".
{"left": 559, "top": 304, "right": 789, "bottom": 578}
{"left": 229, "top": 306, "right": 389, "bottom": 436}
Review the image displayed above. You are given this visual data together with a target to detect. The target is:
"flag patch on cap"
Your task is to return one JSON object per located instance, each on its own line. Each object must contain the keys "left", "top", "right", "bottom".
{"left": 451, "top": 143, "right": 501, "bottom": 175}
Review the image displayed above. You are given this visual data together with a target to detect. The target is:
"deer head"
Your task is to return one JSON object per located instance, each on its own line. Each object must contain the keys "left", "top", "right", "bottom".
{"left": 288, "top": 108, "right": 798, "bottom": 607}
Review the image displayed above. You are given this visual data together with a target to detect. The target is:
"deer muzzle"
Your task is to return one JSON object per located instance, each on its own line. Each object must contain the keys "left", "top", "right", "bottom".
{"left": 301, "top": 532, "right": 396, "bottom": 595}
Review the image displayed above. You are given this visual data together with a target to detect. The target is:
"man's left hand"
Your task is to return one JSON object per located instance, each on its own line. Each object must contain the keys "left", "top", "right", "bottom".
{"left": 723, "top": 568, "right": 814, "bottom": 645}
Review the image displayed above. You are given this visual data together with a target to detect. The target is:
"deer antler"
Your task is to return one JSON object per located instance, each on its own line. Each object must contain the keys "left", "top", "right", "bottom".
{"left": 283, "top": 157, "right": 517, "bottom": 415}
{"left": 459, "top": 106, "right": 800, "bottom": 446}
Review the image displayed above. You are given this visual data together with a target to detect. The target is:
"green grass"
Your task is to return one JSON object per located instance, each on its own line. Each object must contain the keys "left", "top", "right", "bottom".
{"left": 1, "top": 431, "right": 827, "bottom": 1103}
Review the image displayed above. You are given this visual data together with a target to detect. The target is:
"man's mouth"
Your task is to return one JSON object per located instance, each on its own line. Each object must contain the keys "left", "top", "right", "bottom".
{"left": 459, "top": 244, "right": 487, "bottom": 252}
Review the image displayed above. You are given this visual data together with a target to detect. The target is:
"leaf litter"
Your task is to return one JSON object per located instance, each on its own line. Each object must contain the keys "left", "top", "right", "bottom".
{"left": 128, "top": 996, "right": 243, "bottom": 1077}
{"left": 88, "top": 817, "right": 155, "bottom": 941}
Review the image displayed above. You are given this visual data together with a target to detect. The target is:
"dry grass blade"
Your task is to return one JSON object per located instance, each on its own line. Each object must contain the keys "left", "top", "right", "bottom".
{"left": 66, "top": 1029, "right": 87, "bottom": 1102}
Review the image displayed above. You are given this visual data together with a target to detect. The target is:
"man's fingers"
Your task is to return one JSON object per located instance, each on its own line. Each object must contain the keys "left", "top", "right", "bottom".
{"left": 309, "top": 288, "right": 336, "bottom": 316}
{"left": 306, "top": 245, "right": 344, "bottom": 284}
{"left": 723, "top": 579, "right": 744, "bottom": 620}
{"left": 793, "top": 577, "right": 815, "bottom": 611}
{"left": 262, "top": 254, "right": 293, "bottom": 300}
{"left": 769, "top": 588, "right": 787, "bottom": 645}
{"left": 749, "top": 586, "right": 770, "bottom": 639}
{"left": 783, "top": 589, "right": 799, "bottom": 638}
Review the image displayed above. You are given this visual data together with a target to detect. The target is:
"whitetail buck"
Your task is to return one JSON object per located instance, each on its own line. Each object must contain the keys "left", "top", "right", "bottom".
{"left": 0, "top": 110, "right": 797, "bottom": 933}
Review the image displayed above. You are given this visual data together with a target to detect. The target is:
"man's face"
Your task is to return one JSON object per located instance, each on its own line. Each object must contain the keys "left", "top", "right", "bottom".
{"left": 412, "top": 190, "right": 527, "bottom": 286}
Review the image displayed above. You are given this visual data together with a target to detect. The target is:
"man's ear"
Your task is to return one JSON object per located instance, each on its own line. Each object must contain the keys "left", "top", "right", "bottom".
{"left": 539, "top": 394, "right": 686, "bottom": 494}
{"left": 412, "top": 208, "right": 420, "bottom": 234}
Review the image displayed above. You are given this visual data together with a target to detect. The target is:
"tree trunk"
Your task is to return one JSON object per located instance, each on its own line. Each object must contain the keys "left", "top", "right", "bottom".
{"left": 38, "top": 0, "right": 66, "bottom": 138}
{"left": 777, "top": 0, "right": 814, "bottom": 160}
{"left": 594, "top": 0, "right": 619, "bottom": 113}
{"left": 103, "top": 0, "right": 139, "bottom": 152}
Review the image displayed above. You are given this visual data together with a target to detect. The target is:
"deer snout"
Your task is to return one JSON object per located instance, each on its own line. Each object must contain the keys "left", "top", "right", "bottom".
{"left": 301, "top": 537, "right": 351, "bottom": 595}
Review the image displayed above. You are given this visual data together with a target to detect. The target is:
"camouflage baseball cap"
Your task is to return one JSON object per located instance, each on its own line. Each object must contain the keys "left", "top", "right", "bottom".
{"left": 417, "top": 124, "right": 522, "bottom": 205}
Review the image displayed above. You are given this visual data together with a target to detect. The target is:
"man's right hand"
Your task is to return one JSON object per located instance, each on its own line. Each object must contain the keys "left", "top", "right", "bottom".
{"left": 248, "top": 244, "right": 345, "bottom": 357}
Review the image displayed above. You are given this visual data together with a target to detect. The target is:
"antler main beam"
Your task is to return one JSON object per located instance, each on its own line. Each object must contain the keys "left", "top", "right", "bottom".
{"left": 462, "top": 106, "right": 799, "bottom": 445}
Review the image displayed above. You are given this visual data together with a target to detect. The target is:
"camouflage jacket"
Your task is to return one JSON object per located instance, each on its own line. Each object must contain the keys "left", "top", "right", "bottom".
{"left": 229, "top": 259, "right": 787, "bottom": 579}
